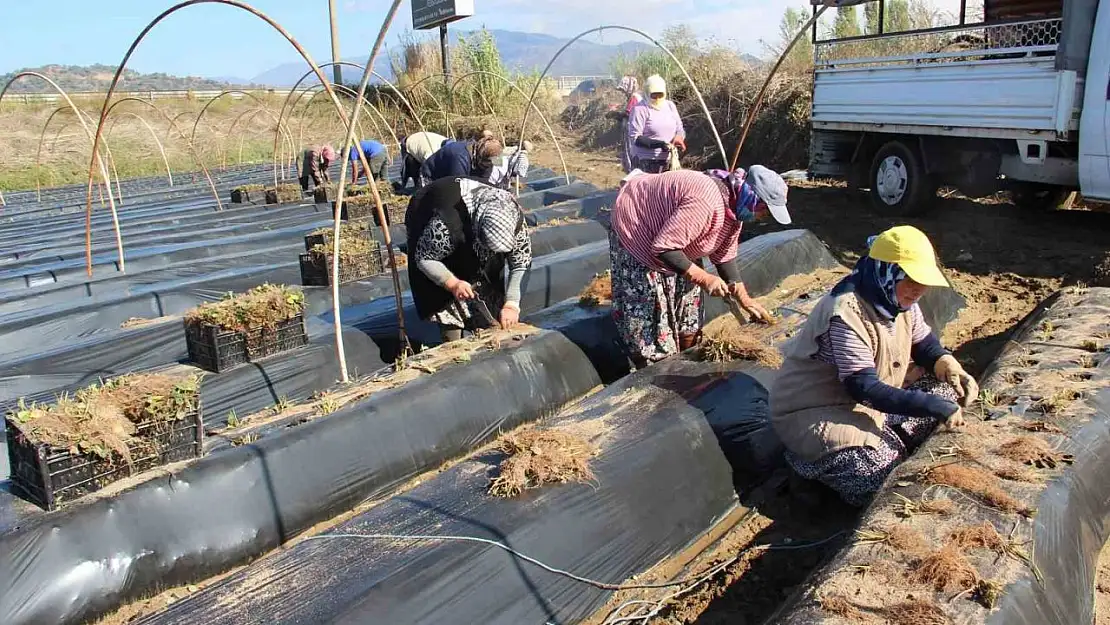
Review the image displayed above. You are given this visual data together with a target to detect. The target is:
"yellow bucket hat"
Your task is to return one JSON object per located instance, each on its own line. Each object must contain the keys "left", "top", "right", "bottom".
{"left": 868, "top": 225, "right": 948, "bottom": 287}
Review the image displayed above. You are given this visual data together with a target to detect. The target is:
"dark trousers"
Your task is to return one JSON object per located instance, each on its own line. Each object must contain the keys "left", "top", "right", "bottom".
{"left": 396, "top": 153, "right": 424, "bottom": 191}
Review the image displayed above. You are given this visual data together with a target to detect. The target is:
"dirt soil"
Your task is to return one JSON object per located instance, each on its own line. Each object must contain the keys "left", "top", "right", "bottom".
{"left": 532, "top": 136, "right": 1110, "bottom": 624}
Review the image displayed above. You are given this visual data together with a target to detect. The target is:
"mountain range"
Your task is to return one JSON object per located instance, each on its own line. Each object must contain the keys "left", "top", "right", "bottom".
{"left": 4, "top": 30, "right": 763, "bottom": 93}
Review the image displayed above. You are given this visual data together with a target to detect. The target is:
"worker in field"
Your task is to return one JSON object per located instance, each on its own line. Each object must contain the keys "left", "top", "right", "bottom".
{"left": 627, "top": 74, "right": 685, "bottom": 174}
{"left": 349, "top": 138, "right": 389, "bottom": 184}
{"left": 395, "top": 130, "right": 450, "bottom": 192}
{"left": 488, "top": 140, "right": 533, "bottom": 189}
{"left": 771, "top": 226, "right": 978, "bottom": 507}
{"left": 608, "top": 166, "right": 790, "bottom": 368}
{"left": 298, "top": 144, "right": 335, "bottom": 192}
{"left": 421, "top": 131, "right": 501, "bottom": 184}
{"left": 405, "top": 175, "right": 531, "bottom": 343}
{"left": 616, "top": 76, "right": 643, "bottom": 172}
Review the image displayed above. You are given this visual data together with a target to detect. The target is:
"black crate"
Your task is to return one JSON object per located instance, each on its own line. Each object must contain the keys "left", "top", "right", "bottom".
{"left": 303, "top": 227, "right": 379, "bottom": 252}
{"left": 372, "top": 203, "right": 407, "bottom": 228}
{"left": 230, "top": 189, "right": 257, "bottom": 204}
{"left": 5, "top": 409, "right": 203, "bottom": 511}
{"left": 184, "top": 314, "right": 308, "bottom": 373}
{"left": 299, "top": 247, "right": 385, "bottom": 286}
{"left": 335, "top": 200, "right": 376, "bottom": 221}
{"left": 313, "top": 186, "right": 331, "bottom": 204}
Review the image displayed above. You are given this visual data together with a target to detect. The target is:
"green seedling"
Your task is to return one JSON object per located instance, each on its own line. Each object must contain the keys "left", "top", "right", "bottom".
{"left": 315, "top": 393, "right": 340, "bottom": 416}
{"left": 226, "top": 410, "right": 240, "bottom": 428}
{"left": 273, "top": 395, "right": 294, "bottom": 415}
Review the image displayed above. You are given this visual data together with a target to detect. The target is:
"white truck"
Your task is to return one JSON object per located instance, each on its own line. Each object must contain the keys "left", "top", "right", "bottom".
{"left": 809, "top": 0, "right": 1110, "bottom": 214}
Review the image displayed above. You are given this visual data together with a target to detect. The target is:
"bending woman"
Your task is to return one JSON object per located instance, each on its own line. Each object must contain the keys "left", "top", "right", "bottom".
{"left": 406, "top": 176, "right": 532, "bottom": 343}
{"left": 771, "top": 226, "right": 979, "bottom": 506}
{"left": 608, "top": 166, "right": 791, "bottom": 367}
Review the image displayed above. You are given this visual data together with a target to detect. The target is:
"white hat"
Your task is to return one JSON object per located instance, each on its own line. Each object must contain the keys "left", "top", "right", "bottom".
{"left": 645, "top": 74, "right": 666, "bottom": 96}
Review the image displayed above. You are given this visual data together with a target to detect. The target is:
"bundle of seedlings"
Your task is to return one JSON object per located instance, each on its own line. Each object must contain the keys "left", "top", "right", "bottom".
{"left": 299, "top": 222, "right": 384, "bottom": 286}
{"left": 264, "top": 183, "right": 303, "bottom": 205}
{"left": 698, "top": 314, "right": 783, "bottom": 367}
{"left": 230, "top": 183, "right": 264, "bottom": 204}
{"left": 577, "top": 271, "right": 611, "bottom": 307}
{"left": 183, "top": 284, "right": 308, "bottom": 373}
{"left": 5, "top": 373, "right": 202, "bottom": 510}
{"left": 488, "top": 429, "right": 596, "bottom": 498}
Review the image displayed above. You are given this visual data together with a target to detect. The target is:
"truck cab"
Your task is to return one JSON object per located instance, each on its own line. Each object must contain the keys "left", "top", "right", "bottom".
{"left": 809, "top": 0, "right": 1110, "bottom": 214}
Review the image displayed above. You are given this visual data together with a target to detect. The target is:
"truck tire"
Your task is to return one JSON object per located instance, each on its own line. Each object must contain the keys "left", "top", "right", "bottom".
{"left": 868, "top": 141, "right": 936, "bottom": 216}
{"left": 1009, "top": 183, "right": 1076, "bottom": 211}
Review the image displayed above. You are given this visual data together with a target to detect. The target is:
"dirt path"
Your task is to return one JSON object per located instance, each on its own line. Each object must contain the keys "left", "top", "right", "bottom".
{"left": 535, "top": 138, "right": 1110, "bottom": 624}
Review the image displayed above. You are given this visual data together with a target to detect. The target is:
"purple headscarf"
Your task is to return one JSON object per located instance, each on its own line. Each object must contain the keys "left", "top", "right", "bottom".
{"left": 704, "top": 168, "right": 760, "bottom": 221}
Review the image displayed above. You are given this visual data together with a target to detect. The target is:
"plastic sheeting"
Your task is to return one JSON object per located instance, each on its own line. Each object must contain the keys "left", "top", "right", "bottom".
{"left": 139, "top": 358, "right": 768, "bottom": 625}
{"left": 0, "top": 330, "right": 601, "bottom": 625}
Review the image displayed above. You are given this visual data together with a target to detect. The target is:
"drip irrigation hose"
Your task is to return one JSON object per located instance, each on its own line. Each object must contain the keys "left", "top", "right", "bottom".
{"left": 729, "top": 4, "right": 829, "bottom": 170}
{"left": 301, "top": 529, "right": 846, "bottom": 600}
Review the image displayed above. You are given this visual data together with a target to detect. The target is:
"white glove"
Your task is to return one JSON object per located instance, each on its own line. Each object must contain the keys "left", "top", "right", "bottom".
{"left": 934, "top": 354, "right": 979, "bottom": 408}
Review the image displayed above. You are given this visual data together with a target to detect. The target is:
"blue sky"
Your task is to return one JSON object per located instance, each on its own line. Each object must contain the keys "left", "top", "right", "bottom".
{"left": 0, "top": 0, "right": 967, "bottom": 80}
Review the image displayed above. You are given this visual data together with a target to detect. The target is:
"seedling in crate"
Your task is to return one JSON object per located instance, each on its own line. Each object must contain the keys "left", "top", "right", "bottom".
{"left": 183, "top": 284, "right": 308, "bottom": 373}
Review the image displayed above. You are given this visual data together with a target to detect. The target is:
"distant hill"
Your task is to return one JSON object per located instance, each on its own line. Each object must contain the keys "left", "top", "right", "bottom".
{"left": 249, "top": 29, "right": 661, "bottom": 87}
{"left": 0, "top": 64, "right": 247, "bottom": 93}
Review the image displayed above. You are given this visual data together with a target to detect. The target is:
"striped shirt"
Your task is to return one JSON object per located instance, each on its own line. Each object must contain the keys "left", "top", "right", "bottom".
{"left": 815, "top": 304, "right": 932, "bottom": 380}
{"left": 610, "top": 170, "right": 740, "bottom": 273}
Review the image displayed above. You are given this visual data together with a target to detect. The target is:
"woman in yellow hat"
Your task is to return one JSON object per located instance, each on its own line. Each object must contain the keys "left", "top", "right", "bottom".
{"left": 770, "top": 226, "right": 978, "bottom": 506}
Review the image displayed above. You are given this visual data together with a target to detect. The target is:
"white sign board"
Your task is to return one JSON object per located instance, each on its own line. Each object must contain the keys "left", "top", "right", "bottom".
{"left": 412, "top": 0, "right": 474, "bottom": 30}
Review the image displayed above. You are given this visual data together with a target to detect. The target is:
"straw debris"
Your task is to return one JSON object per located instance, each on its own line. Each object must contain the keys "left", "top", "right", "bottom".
{"left": 909, "top": 544, "right": 979, "bottom": 592}
{"left": 883, "top": 599, "right": 952, "bottom": 625}
{"left": 577, "top": 271, "right": 611, "bottom": 307}
{"left": 183, "top": 284, "right": 304, "bottom": 333}
{"left": 949, "top": 522, "right": 1006, "bottom": 553}
{"left": 698, "top": 315, "right": 783, "bottom": 367}
{"left": 923, "top": 464, "right": 1029, "bottom": 515}
{"left": 818, "top": 594, "right": 866, "bottom": 621}
{"left": 7, "top": 373, "right": 200, "bottom": 462}
{"left": 488, "top": 429, "right": 596, "bottom": 498}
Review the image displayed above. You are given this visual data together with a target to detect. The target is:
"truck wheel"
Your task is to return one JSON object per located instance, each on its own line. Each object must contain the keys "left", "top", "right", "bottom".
{"left": 869, "top": 141, "right": 935, "bottom": 216}
{"left": 1010, "top": 183, "right": 1075, "bottom": 211}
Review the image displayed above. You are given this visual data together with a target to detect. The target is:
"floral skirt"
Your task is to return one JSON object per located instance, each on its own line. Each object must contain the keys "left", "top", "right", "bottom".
{"left": 608, "top": 229, "right": 702, "bottom": 363}
{"left": 785, "top": 377, "right": 960, "bottom": 506}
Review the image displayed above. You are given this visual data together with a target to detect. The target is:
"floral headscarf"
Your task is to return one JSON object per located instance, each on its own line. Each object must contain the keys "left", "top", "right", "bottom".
{"left": 832, "top": 235, "right": 910, "bottom": 320}
{"left": 703, "top": 168, "right": 761, "bottom": 222}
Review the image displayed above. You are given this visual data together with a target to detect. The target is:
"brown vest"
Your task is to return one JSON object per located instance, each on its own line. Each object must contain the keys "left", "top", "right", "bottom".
{"left": 770, "top": 291, "right": 914, "bottom": 462}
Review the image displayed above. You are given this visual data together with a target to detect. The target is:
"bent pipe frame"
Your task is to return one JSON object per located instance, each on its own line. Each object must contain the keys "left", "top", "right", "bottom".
{"left": 105, "top": 111, "right": 174, "bottom": 188}
{"left": 83, "top": 0, "right": 379, "bottom": 280}
{"left": 730, "top": 4, "right": 828, "bottom": 170}
{"left": 327, "top": 0, "right": 408, "bottom": 383}
{"left": 219, "top": 106, "right": 297, "bottom": 176}
{"left": 103, "top": 96, "right": 223, "bottom": 213}
{"left": 290, "top": 84, "right": 398, "bottom": 168}
{"left": 188, "top": 89, "right": 297, "bottom": 178}
{"left": 272, "top": 60, "right": 428, "bottom": 191}
{"left": 35, "top": 108, "right": 118, "bottom": 205}
{"left": 449, "top": 70, "right": 570, "bottom": 186}
{"left": 2, "top": 72, "right": 122, "bottom": 271}
{"left": 516, "top": 25, "right": 728, "bottom": 170}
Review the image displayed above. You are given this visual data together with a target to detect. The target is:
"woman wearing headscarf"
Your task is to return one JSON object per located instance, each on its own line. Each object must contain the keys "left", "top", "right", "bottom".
{"left": 771, "top": 226, "right": 979, "bottom": 506}
{"left": 421, "top": 133, "right": 502, "bottom": 184}
{"left": 609, "top": 166, "right": 792, "bottom": 367}
{"left": 406, "top": 175, "right": 532, "bottom": 343}
{"left": 616, "top": 76, "right": 643, "bottom": 173}
{"left": 299, "top": 144, "right": 335, "bottom": 192}
{"left": 395, "top": 130, "right": 449, "bottom": 192}
{"left": 627, "top": 74, "right": 685, "bottom": 174}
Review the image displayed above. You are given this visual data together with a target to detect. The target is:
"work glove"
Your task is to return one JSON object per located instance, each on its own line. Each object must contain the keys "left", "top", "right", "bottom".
{"left": 727, "top": 282, "right": 774, "bottom": 324}
{"left": 934, "top": 354, "right": 979, "bottom": 408}
{"left": 685, "top": 264, "right": 728, "bottom": 297}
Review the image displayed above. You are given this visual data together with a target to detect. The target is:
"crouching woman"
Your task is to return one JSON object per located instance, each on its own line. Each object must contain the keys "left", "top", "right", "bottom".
{"left": 771, "top": 226, "right": 978, "bottom": 506}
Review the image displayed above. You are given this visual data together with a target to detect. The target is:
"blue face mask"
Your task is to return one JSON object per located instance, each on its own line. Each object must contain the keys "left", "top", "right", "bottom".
{"left": 734, "top": 181, "right": 760, "bottom": 222}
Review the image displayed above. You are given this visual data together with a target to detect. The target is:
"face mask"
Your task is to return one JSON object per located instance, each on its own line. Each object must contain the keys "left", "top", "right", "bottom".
{"left": 649, "top": 95, "right": 665, "bottom": 109}
{"left": 734, "top": 181, "right": 760, "bottom": 222}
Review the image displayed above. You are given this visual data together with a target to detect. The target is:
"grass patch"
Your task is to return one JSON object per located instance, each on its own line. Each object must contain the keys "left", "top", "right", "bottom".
{"left": 307, "top": 222, "right": 380, "bottom": 264}
{"left": 487, "top": 429, "right": 595, "bottom": 498}
{"left": 7, "top": 373, "right": 200, "bottom": 462}
{"left": 1082, "top": 339, "right": 1101, "bottom": 352}
{"left": 233, "top": 183, "right": 264, "bottom": 193}
{"left": 183, "top": 284, "right": 305, "bottom": 333}
{"left": 1036, "top": 388, "right": 1081, "bottom": 415}
{"left": 577, "top": 271, "right": 611, "bottom": 307}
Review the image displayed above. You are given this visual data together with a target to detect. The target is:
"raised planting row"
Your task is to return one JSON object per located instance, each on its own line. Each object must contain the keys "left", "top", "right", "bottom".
{"left": 772, "top": 285, "right": 1110, "bottom": 625}
{"left": 0, "top": 228, "right": 844, "bottom": 625}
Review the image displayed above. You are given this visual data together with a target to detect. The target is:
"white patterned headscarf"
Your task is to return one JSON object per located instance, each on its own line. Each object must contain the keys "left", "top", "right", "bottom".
{"left": 458, "top": 178, "right": 521, "bottom": 253}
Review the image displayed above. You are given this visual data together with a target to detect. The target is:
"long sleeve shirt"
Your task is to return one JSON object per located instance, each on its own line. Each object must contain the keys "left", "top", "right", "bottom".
{"left": 627, "top": 100, "right": 685, "bottom": 161}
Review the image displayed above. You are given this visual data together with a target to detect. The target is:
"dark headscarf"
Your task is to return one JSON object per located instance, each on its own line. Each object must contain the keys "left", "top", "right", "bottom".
{"left": 831, "top": 236, "right": 909, "bottom": 320}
